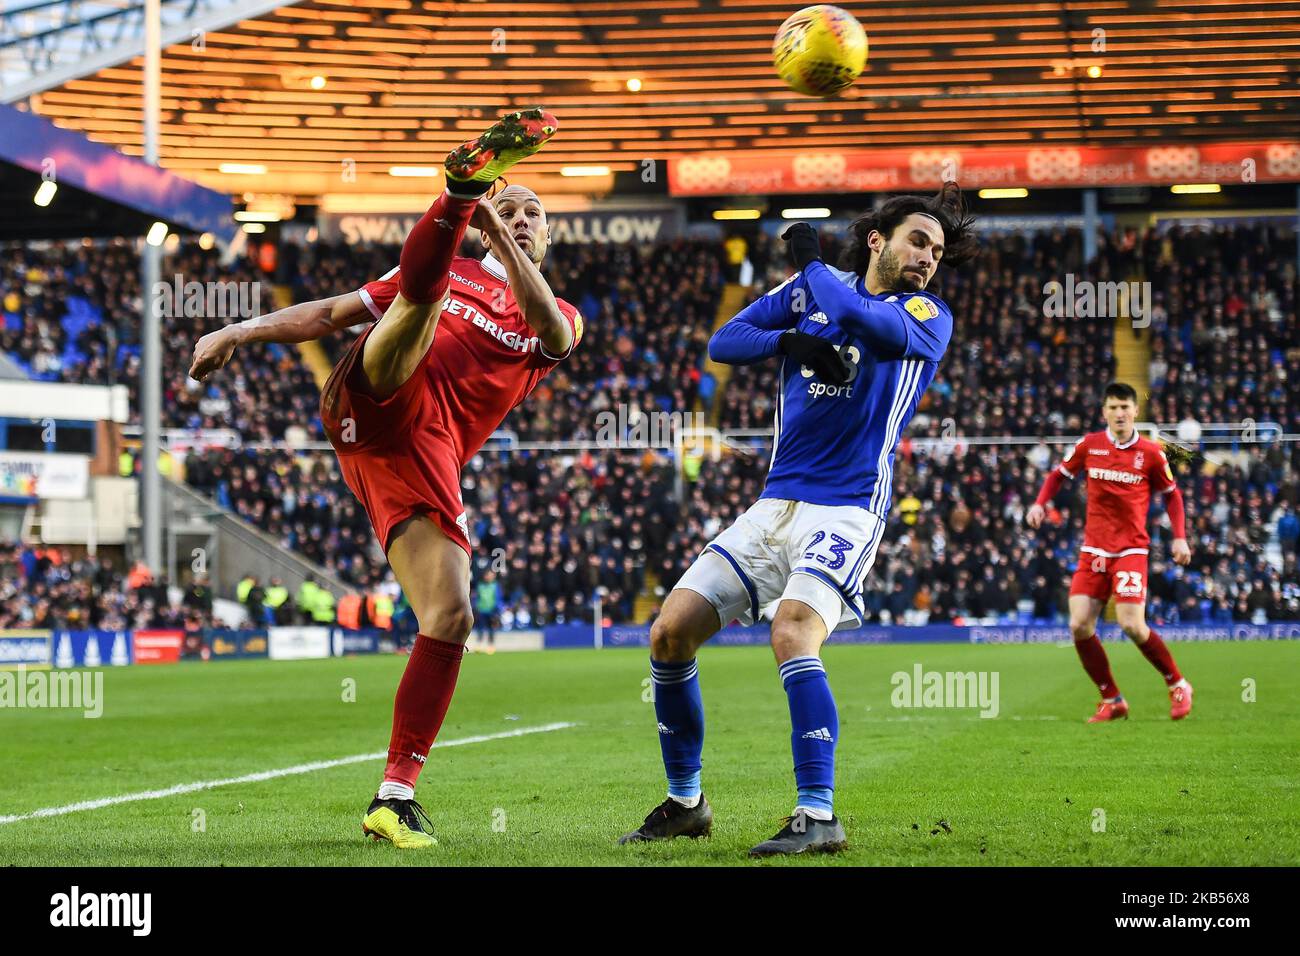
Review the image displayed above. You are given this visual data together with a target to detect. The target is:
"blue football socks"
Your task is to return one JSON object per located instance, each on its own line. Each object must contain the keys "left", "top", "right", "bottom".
{"left": 650, "top": 657, "right": 705, "bottom": 801}
{"left": 779, "top": 655, "right": 838, "bottom": 819}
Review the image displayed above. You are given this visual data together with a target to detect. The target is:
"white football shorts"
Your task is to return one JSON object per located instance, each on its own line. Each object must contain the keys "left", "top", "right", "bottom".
{"left": 673, "top": 497, "right": 886, "bottom": 638}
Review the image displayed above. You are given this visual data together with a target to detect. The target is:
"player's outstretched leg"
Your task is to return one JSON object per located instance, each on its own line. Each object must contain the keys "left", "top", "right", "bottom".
{"left": 400, "top": 110, "right": 558, "bottom": 301}
{"left": 358, "top": 107, "right": 560, "bottom": 398}
{"left": 619, "top": 588, "right": 718, "bottom": 844}
{"left": 1116, "top": 604, "right": 1192, "bottom": 720}
{"left": 1070, "top": 595, "right": 1128, "bottom": 723}
{"left": 361, "top": 515, "right": 472, "bottom": 849}
{"left": 750, "top": 599, "right": 847, "bottom": 857}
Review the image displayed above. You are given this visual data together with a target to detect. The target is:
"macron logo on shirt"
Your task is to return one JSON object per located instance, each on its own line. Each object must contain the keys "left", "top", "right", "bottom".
{"left": 448, "top": 270, "right": 486, "bottom": 292}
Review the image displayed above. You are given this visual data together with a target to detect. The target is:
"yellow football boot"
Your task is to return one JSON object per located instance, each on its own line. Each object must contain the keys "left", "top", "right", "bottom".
{"left": 361, "top": 795, "right": 437, "bottom": 849}
{"left": 444, "top": 108, "right": 559, "bottom": 193}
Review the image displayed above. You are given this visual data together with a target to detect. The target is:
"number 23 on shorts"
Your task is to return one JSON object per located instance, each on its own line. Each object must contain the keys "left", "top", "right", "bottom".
{"left": 1114, "top": 569, "right": 1145, "bottom": 600}
{"left": 803, "top": 530, "right": 855, "bottom": 571}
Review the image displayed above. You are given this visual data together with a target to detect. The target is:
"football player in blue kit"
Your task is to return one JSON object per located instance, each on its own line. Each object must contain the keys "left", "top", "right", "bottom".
{"left": 619, "top": 183, "right": 980, "bottom": 857}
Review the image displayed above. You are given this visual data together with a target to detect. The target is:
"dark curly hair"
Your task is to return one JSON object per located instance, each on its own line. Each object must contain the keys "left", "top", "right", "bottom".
{"left": 837, "top": 182, "right": 980, "bottom": 276}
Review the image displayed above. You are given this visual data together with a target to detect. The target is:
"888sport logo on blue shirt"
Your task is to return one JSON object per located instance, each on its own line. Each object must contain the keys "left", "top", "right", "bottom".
{"left": 801, "top": 343, "right": 860, "bottom": 399}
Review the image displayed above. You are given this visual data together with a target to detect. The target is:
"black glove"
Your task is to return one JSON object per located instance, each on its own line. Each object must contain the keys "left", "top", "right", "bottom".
{"left": 781, "top": 222, "right": 822, "bottom": 271}
{"left": 778, "top": 331, "right": 852, "bottom": 385}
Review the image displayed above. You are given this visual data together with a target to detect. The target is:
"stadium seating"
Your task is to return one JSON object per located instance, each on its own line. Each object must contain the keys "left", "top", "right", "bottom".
{"left": 1142, "top": 223, "right": 1298, "bottom": 428}
{"left": 0, "top": 539, "right": 217, "bottom": 631}
{"left": 2, "top": 222, "right": 1296, "bottom": 627}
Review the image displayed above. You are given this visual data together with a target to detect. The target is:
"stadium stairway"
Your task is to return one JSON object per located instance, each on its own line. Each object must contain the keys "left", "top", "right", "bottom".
{"left": 632, "top": 569, "right": 662, "bottom": 623}
{"left": 626, "top": 282, "right": 751, "bottom": 624}
{"left": 1112, "top": 274, "right": 1151, "bottom": 410}
{"left": 276, "top": 285, "right": 336, "bottom": 388}
{"left": 162, "top": 476, "right": 351, "bottom": 601}
{"left": 1103, "top": 288, "right": 1151, "bottom": 626}
{"left": 702, "top": 283, "right": 752, "bottom": 426}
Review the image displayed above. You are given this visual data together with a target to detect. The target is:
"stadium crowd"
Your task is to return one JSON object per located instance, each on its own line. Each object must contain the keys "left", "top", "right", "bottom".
{"left": 292, "top": 236, "right": 726, "bottom": 441}
{"left": 1141, "top": 222, "right": 1297, "bottom": 428}
{"left": 0, "top": 539, "right": 216, "bottom": 632}
{"left": 2, "top": 220, "right": 1297, "bottom": 628}
{"left": 0, "top": 240, "right": 322, "bottom": 442}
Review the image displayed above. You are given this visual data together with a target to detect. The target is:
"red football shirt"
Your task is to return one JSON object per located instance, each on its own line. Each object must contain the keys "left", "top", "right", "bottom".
{"left": 1057, "top": 429, "right": 1178, "bottom": 557}
{"left": 357, "top": 253, "right": 583, "bottom": 465}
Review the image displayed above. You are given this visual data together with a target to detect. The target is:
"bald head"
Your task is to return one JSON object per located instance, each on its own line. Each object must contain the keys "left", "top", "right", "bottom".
{"left": 493, "top": 184, "right": 542, "bottom": 208}
{"left": 482, "top": 184, "right": 551, "bottom": 266}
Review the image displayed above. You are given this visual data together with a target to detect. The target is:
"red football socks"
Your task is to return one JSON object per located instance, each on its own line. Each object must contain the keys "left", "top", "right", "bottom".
{"left": 1137, "top": 628, "right": 1182, "bottom": 685}
{"left": 382, "top": 635, "right": 466, "bottom": 788}
{"left": 397, "top": 192, "right": 478, "bottom": 304}
{"left": 1075, "top": 634, "right": 1120, "bottom": 699}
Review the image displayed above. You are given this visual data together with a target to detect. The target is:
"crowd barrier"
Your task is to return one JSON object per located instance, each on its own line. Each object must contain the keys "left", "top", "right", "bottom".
{"left": 542, "top": 622, "right": 1300, "bottom": 649}
{"left": 3, "top": 622, "right": 1297, "bottom": 667}
{"left": 0, "top": 627, "right": 401, "bottom": 667}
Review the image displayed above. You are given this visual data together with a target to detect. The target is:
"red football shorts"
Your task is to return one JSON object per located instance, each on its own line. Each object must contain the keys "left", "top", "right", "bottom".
{"left": 320, "top": 325, "right": 470, "bottom": 557}
{"left": 1070, "top": 550, "right": 1148, "bottom": 604}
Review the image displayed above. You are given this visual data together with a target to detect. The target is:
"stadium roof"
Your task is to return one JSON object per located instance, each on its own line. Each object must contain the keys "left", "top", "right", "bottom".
{"left": 0, "top": 0, "right": 289, "bottom": 102}
{"left": 4, "top": 0, "right": 1300, "bottom": 201}
{"left": 0, "top": 101, "right": 234, "bottom": 240}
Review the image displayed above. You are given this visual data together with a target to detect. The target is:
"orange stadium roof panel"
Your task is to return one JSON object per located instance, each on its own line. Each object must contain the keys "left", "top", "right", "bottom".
{"left": 10, "top": 0, "right": 1298, "bottom": 200}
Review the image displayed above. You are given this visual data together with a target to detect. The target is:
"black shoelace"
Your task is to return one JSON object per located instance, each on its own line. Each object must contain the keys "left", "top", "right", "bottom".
{"left": 399, "top": 799, "right": 435, "bottom": 834}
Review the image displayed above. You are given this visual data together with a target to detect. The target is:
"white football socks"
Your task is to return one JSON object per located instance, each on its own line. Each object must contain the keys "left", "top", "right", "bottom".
{"left": 795, "top": 805, "right": 834, "bottom": 821}
{"left": 377, "top": 781, "right": 415, "bottom": 802}
{"left": 668, "top": 793, "right": 701, "bottom": 809}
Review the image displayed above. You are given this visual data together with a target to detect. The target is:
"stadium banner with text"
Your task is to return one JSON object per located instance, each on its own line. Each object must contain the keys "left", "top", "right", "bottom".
{"left": 0, "top": 630, "right": 52, "bottom": 668}
{"left": 268, "top": 626, "right": 331, "bottom": 661}
{"left": 544, "top": 622, "right": 1300, "bottom": 649}
{"left": 318, "top": 207, "right": 683, "bottom": 245}
{"left": 547, "top": 208, "right": 685, "bottom": 245}
{"left": 205, "top": 629, "right": 269, "bottom": 660}
{"left": 162, "top": 428, "right": 242, "bottom": 454}
{"left": 317, "top": 212, "right": 418, "bottom": 244}
{"left": 0, "top": 452, "right": 89, "bottom": 500}
{"left": 758, "top": 213, "right": 1117, "bottom": 237}
{"left": 332, "top": 628, "right": 381, "bottom": 656}
{"left": 51, "top": 630, "right": 132, "bottom": 668}
{"left": 132, "top": 629, "right": 184, "bottom": 664}
{"left": 668, "top": 141, "right": 1300, "bottom": 196}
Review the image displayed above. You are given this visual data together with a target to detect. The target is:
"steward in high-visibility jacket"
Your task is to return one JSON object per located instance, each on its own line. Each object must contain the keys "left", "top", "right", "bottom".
{"left": 264, "top": 582, "right": 289, "bottom": 612}
{"left": 337, "top": 593, "right": 363, "bottom": 630}
{"left": 296, "top": 578, "right": 321, "bottom": 619}
{"left": 310, "top": 586, "right": 336, "bottom": 624}
{"left": 366, "top": 593, "right": 394, "bottom": 630}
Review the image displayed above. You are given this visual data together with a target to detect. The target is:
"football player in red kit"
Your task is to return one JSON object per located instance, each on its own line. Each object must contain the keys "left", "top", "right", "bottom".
{"left": 189, "top": 108, "right": 582, "bottom": 847}
{"left": 1026, "top": 382, "right": 1193, "bottom": 723}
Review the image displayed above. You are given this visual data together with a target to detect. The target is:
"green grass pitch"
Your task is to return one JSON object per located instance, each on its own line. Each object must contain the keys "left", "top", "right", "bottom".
{"left": 2, "top": 641, "right": 1297, "bottom": 866}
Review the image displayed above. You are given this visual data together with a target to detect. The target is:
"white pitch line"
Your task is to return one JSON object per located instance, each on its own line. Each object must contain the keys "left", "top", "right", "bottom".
{"left": 0, "top": 721, "right": 577, "bottom": 826}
